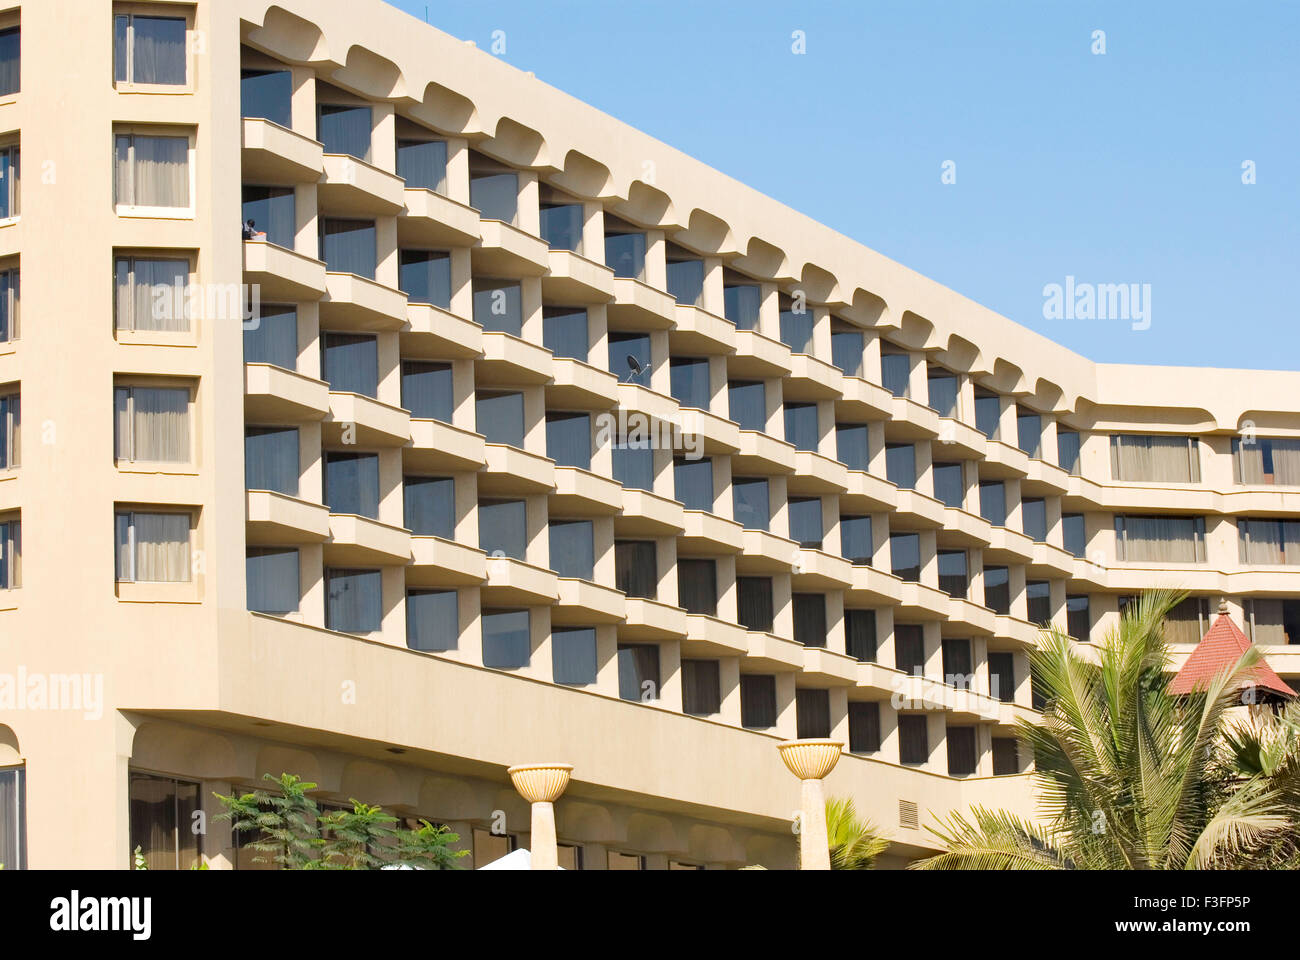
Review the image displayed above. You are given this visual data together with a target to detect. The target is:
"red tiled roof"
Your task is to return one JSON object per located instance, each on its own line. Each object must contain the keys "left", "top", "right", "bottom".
{"left": 1169, "top": 610, "right": 1296, "bottom": 698}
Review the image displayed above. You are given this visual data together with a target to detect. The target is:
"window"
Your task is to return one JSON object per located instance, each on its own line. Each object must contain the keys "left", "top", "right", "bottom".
{"left": 732, "top": 478, "right": 770, "bottom": 531}
{"left": 0, "top": 517, "right": 19, "bottom": 589}
{"left": 549, "top": 519, "right": 594, "bottom": 580}
{"left": 407, "top": 589, "right": 458, "bottom": 651}
{"left": 1240, "top": 518, "right": 1300, "bottom": 564}
{"left": 793, "top": 594, "right": 826, "bottom": 647}
{"left": 0, "top": 267, "right": 16, "bottom": 342}
{"left": 778, "top": 297, "right": 813, "bottom": 353}
{"left": 114, "top": 14, "right": 185, "bottom": 85}
{"left": 992, "top": 737, "right": 1020, "bottom": 776}
{"left": 617, "top": 643, "right": 659, "bottom": 701}
{"left": 740, "top": 675, "right": 777, "bottom": 729}
{"left": 319, "top": 218, "right": 376, "bottom": 277}
{"left": 728, "top": 380, "right": 766, "bottom": 432}
{"left": 615, "top": 540, "right": 657, "bottom": 599}
{"left": 324, "top": 452, "right": 379, "bottom": 518}
{"left": 885, "top": 443, "right": 916, "bottom": 489}
{"left": 470, "top": 171, "right": 518, "bottom": 223}
{"left": 678, "top": 558, "right": 717, "bottom": 616}
{"left": 1113, "top": 515, "right": 1206, "bottom": 563}
{"left": 476, "top": 391, "right": 524, "bottom": 448}
{"left": 890, "top": 532, "right": 920, "bottom": 582}
{"left": 0, "top": 26, "right": 17, "bottom": 97}
{"left": 399, "top": 250, "right": 451, "bottom": 308}
{"left": 933, "top": 462, "right": 964, "bottom": 508}
{"left": 246, "top": 547, "right": 299, "bottom": 615}
{"left": 669, "top": 357, "right": 710, "bottom": 409}
{"left": 1066, "top": 595, "right": 1090, "bottom": 641}
{"left": 1016, "top": 408, "right": 1041, "bottom": 458}
{"left": 604, "top": 228, "right": 646, "bottom": 280}
{"left": 665, "top": 251, "right": 704, "bottom": 306}
{"left": 114, "top": 256, "right": 189, "bottom": 332}
{"left": 115, "top": 510, "right": 190, "bottom": 582}
{"left": 397, "top": 139, "right": 447, "bottom": 193}
{"left": 880, "top": 350, "right": 910, "bottom": 398}
{"left": 608, "top": 851, "right": 646, "bottom": 871}
{"left": 0, "top": 144, "right": 17, "bottom": 219}
{"left": 482, "top": 609, "right": 530, "bottom": 669}
{"left": 479, "top": 499, "right": 526, "bottom": 560}
{"left": 723, "top": 280, "right": 761, "bottom": 330}
{"left": 0, "top": 765, "right": 24, "bottom": 870}
{"left": 788, "top": 497, "right": 823, "bottom": 548}
{"left": 609, "top": 331, "right": 650, "bottom": 384}
{"left": 543, "top": 307, "right": 589, "bottom": 361}
{"left": 737, "top": 576, "right": 774, "bottom": 632}
{"left": 898, "top": 715, "right": 929, "bottom": 765}
{"left": 540, "top": 202, "right": 583, "bottom": 252}
{"left": 784, "top": 402, "right": 818, "bottom": 452}
{"left": 317, "top": 102, "right": 371, "bottom": 160}
{"left": 546, "top": 411, "right": 591, "bottom": 470}
{"left": 1244, "top": 598, "right": 1300, "bottom": 645}
{"left": 674, "top": 457, "right": 713, "bottom": 511}
{"left": 836, "top": 423, "right": 869, "bottom": 470}
{"left": 796, "top": 688, "right": 831, "bottom": 738}
{"left": 947, "top": 727, "right": 977, "bottom": 777}
{"left": 244, "top": 305, "right": 297, "bottom": 369}
{"left": 404, "top": 476, "right": 454, "bottom": 538}
{"left": 472, "top": 279, "right": 522, "bottom": 336}
{"left": 128, "top": 773, "right": 201, "bottom": 870}
{"left": 1063, "top": 513, "right": 1086, "bottom": 557}
{"left": 974, "top": 389, "right": 1000, "bottom": 439}
{"left": 244, "top": 426, "right": 298, "bottom": 494}
{"left": 848, "top": 702, "right": 881, "bottom": 754}
{"left": 552, "top": 627, "right": 597, "bottom": 685}
{"left": 1026, "top": 580, "right": 1051, "bottom": 624}
{"left": 1118, "top": 595, "right": 1211, "bottom": 647}
{"left": 326, "top": 568, "right": 382, "bottom": 633}
{"left": 989, "top": 652, "right": 1015, "bottom": 702}
{"left": 612, "top": 439, "right": 653, "bottom": 491}
{"left": 983, "top": 566, "right": 1010, "bottom": 615}
{"left": 840, "top": 515, "right": 873, "bottom": 566}
{"left": 1235, "top": 436, "right": 1300, "bottom": 486}
{"left": 1110, "top": 435, "right": 1200, "bottom": 483}
{"left": 1022, "top": 497, "right": 1047, "bottom": 542}
{"left": 321, "top": 333, "right": 378, "bottom": 397}
{"left": 942, "top": 638, "right": 973, "bottom": 688}
{"left": 938, "top": 549, "right": 968, "bottom": 598}
{"left": 473, "top": 828, "right": 517, "bottom": 867}
{"left": 927, "top": 368, "right": 958, "bottom": 418}
{"left": 242, "top": 186, "right": 294, "bottom": 247}
{"left": 402, "top": 360, "right": 453, "bottom": 421}
{"left": 831, "top": 327, "right": 863, "bottom": 377}
{"left": 682, "top": 659, "right": 721, "bottom": 715}
{"left": 978, "top": 481, "right": 1006, "bottom": 526}
{"left": 845, "top": 609, "right": 877, "bottom": 662}
{"left": 1058, "top": 430, "right": 1081, "bottom": 475}
{"left": 895, "top": 624, "right": 925, "bottom": 675}
{"left": 242, "top": 68, "right": 291, "bottom": 126}
{"left": 114, "top": 133, "right": 189, "bottom": 210}
{"left": 0, "top": 391, "right": 17, "bottom": 468}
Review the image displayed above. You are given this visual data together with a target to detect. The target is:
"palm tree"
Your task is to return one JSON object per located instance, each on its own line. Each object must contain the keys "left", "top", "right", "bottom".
{"left": 825, "top": 797, "right": 889, "bottom": 869}
{"left": 913, "top": 589, "right": 1296, "bottom": 870}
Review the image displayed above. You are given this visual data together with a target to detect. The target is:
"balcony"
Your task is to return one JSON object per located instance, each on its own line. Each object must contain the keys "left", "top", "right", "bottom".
{"left": 855, "top": 663, "right": 903, "bottom": 699}
{"left": 405, "top": 418, "right": 487, "bottom": 473}
{"left": 607, "top": 277, "right": 677, "bottom": 330}
{"left": 480, "top": 556, "right": 559, "bottom": 606}
{"left": 241, "top": 118, "right": 323, "bottom": 184}
{"left": 477, "top": 331, "right": 553, "bottom": 386}
{"left": 398, "top": 188, "right": 480, "bottom": 247}
{"left": 791, "top": 549, "right": 854, "bottom": 590}
{"left": 676, "top": 407, "right": 740, "bottom": 455}
{"left": 800, "top": 647, "right": 859, "bottom": 686}
{"left": 473, "top": 220, "right": 550, "bottom": 277}
{"left": 320, "top": 272, "right": 407, "bottom": 331}
{"left": 1023, "top": 458, "right": 1070, "bottom": 496}
{"left": 893, "top": 488, "right": 946, "bottom": 529}
{"left": 840, "top": 469, "right": 897, "bottom": 513}
{"left": 947, "top": 687, "right": 1004, "bottom": 723}
{"left": 732, "top": 430, "right": 796, "bottom": 476}
{"left": 323, "top": 392, "right": 410, "bottom": 447}
{"left": 981, "top": 440, "right": 1031, "bottom": 480}
{"left": 993, "top": 614, "right": 1042, "bottom": 648}
{"left": 551, "top": 466, "right": 624, "bottom": 515}
{"left": 243, "top": 240, "right": 327, "bottom": 301}
{"left": 402, "top": 303, "right": 483, "bottom": 360}
{"left": 407, "top": 536, "right": 488, "bottom": 587}
{"left": 245, "top": 490, "right": 330, "bottom": 544}
{"left": 984, "top": 526, "right": 1035, "bottom": 564}
{"left": 738, "top": 529, "right": 798, "bottom": 574}
{"left": 1028, "top": 541, "right": 1076, "bottom": 579}
{"left": 480, "top": 443, "right": 555, "bottom": 495}
{"left": 896, "top": 581, "right": 951, "bottom": 620}
{"left": 945, "top": 598, "right": 997, "bottom": 635}
{"left": 547, "top": 358, "right": 619, "bottom": 409}
{"left": 743, "top": 631, "right": 805, "bottom": 672}
{"left": 784, "top": 354, "right": 843, "bottom": 402}
{"left": 670, "top": 305, "right": 736, "bottom": 356}
{"left": 937, "top": 506, "right": 993, "bottom": 548}
{"left": 541, "top": 250, "right": 616, "bottom": 304}
{"left": 616, "top": 488, "right": 685, "bottom": 536}
{"left": 844, "top": 564, "right": 904, "bottom": 606}
{"left": 325, "top": 514, "right": 412, "bottom": 565}
{"left": 787, "top": 451, "right": 848, "bottom": 495}
{"left": 932, "top": 418, "right": 987, "bottom": 460}
{"left": 244, "top": 364, "right": 329, "bottom": 422}
{"left": 886, "top": 397, "right": 940, "bottom": 441}
{"left": 318, "top": 154, "right": 405, "bottom": 217}
{"left": 729, "top": 329, "right": 792, "bottom": 379}
{"left": 683, "top": 613, "right": 749, "bottom": 657}
{"left": 621, "top": 597, "right": 688, "bottom": 641}
{"left": 552, "top": 578, "right": 625, "bottom": 625}
{"left": 678, "top": 510, "right": 744, "bottom": 555}
{"left": 836, "top": 376, "right": 893, "bottom": 421}
{"left": 617, "top": 382, "right": 679, "bottom": 430}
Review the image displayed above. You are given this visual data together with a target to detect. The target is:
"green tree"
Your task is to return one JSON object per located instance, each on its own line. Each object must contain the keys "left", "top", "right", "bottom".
{"left": 825, "top": 797, "right": 889, "bottom": 870}
{"left": 214, "top": 772, "right": 325, "bottom": 869}
{"left": 913, "top": 589, "right": 1295, "bottom": 870}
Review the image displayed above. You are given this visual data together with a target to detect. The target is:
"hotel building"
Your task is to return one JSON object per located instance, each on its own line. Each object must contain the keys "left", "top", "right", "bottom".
{"left": 1, "top": 0, "right": 1298, "bottom": 869}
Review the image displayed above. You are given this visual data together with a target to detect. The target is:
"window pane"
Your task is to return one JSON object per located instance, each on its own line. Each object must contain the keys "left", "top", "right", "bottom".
{"left": 895, "top": 624, "right": 925, "bottom": 674}
{"left": 979, "top": 482, "right": 1006, "bottom": 526}
{"left": 942, "top": 638, "right": 973, "bottom": 687}
{"left": 1066, "top": 595, "right": 1090, "bottom": 640}
{"left": 321, "top": 333, "right": 378, "bottom": 397}
{"left": 325, "top": 452, "right": 380, "bottom": 518}
{"left": 0, "top": 27, "right": 19, "bottom": 97}
{"left": 724, "top": 284, "right": 760, "bottom": 330}
{"left": 793, "top": 594, "right": 827, "bottom": 647}
{"left": 472, "top": 279, "right": 522, "bottom": 336}
{"left": 1027, "top": 580, "right": 1051, "bottom": 624}
{"left": 779, "top": 306, "right": 813, "bottom": 353}
{"left": 404, "top": 476, "right": 454, "bottom": 538}
{"left": 1022, "top": 498, "right": 1047, "bottom": 542}
{"left": 669, "top": 357, "right": 710, "bottom": 409}
{"left": 397, "top": 139, "right": 447, "bottom": 193}
{"left": 737, "top": 577, "right": 774, "bottom": 631}
{"left": 244, "top": 305, "right": 297, "bottom": 369}
{"left": 1058, "top": 430, "right": 1081, "bottom": 474}
{"left": 840, "top": 515, "right": 873, "bottom": 565}
{"left": 246, "top": 547, "right": 299, "bottom": 614}
{"left": 131, "top": 136, "right": 189, "bottom": 208}
{"left": 482, "top": 609, "right": 530, "bottom": 669}
{"left": 0, "top": 268, "right": 16, "bottom": 342}
{"left": 399, "top": 250, "right": 451, "bottom": 308}
{"left": 881, "top": 352, "right": 910, "bottom": 397}
{"left": 975, "top": 392, "right": 1001, "bottom": 439}
{"left": 546, "top": 412, "right": 591, "bottom": 470}
{"left": 129, "top": 774, "right": 200, "bottom": 870}
{"left": 933, "top": 462, "right": 964, "bottom": 507}
{"left": 407, "top": 589, "right": 458, "bottom": 651}
{"left": 540, "top": 203, "right": 583, "bottom": 252}
{"left": 476, "top": 391, "right": 524, "bottom": 447}
{"left": 242, "top": 186, "right": 295, "bottom": 248}
{"left": 947, "top": 727, "right": 977, "bottom": 776}
{"left": 1114, "top": 515, "right": 1205, "bottom": 563}
{"left": 479, "top": 500, "right": 526, "bottom": 560}
{"left": 938, "top": 549, "right": 968, "bottom": 598}
{"left": 320, "top": 219, "right": 376, "bottom": 278}
{"left": 728, "top": 380, "right": 765, "bottom": 431}
{"left": 681, "top": 659, "right": 721, "bottom": 715}
{"left": 885, "top": 443, "right": 916, "bottom": 489}
{"left": 401, "top": 360, "right": 453, "bottom": 421}
{"left": 609, "top": 331, "right": 651, "bottom": 384}
{"left": 836, "top": 423, "right": 869, "bottom": 471}
{"left": 617, "top": 643, "right": 660, "bottom": 701}
{"left": 126, "top": 387, "right": 190, "bottom": 463}
{"left": 241, "top": 68, "right": 292, "bottom": 126}
{"left": 891, "top": 533, "right": 920, "bottom": 581}
{"left": 0, "top": 766, "right": 25, "bottom": 869}
{"left": 831, "top": 329, "right": 863, "bottom": 377}
{"left": 549, "top": 520, "right": 594, "bottom": 580}
{"left": 984, "top": 566, "right": 1010, "bottom": 615}
{"left": 993, "top": 737, "right": 1020, "bottom": 776}
{"left": 1017, "top": 409, "right": 1042, "bottom": 458}
{"left": 849, "top": 702, "right": 881, "bottom": 754}
{"left": 1109, "top": 434, "right": 1199, "bottom": 483}
{"left": 674, "top": 457, "right": 713, "bottom": 511}
{"left": 605, "top": 232, "right": 645, "bottom": 279}
{"left": 615, "top": 540, "right": 657, "bottom": 599}
{"left": 1063, "top": 514, "right": 1086, "bottom": 557}
{"left": 678, "top": 558, "right": 717, "bottom": 616}
{"left": 553, "top": 627, "right": 597, "bottom": 685}
{"left": 128, "top": 512, "right": 190, "bottom": 583}
{"left": 666, "top": 258, "right": 704, "bottom": 306}
{"left": 845, "top": 609, "right": 877, "bottom": 661}
{"left": 471, "top": 172, "right": 518, "bottom": 222}
{"left": 899, "top": 715, "right": 929, "bottom": 765}
{"left": 796, "top": 689, "right": 830, "bottom": 738}
{"left": 740, "top": 674, "right": 777, "bottom": 728}
{"left": 784, "top": 403, "right": 818, "bottom": 451}
{"left": 732, "top": 478, "right": 770, "bottom": 531}
{"left": 989, "top": 652, "right": 1015, "bottom": 702}
{"left": 612, "top": 441, "right": 653, "bottom": 491}
{"left": 245, "top": 426, "right": 298, "bottom": 495}
{"left": 130, "top": 17, "right": 186, "bottom": 85}
{"left": 788, "top": 497, "right": 822, "bottom": 548}
{"left": 318, "top": 103, "right": 371, "bottom": 160}
{"left": 927, "top": 371, "right": 958, "bottom": 417}
{"left": 543, "top": 308, "right": 589, "bottom": 361}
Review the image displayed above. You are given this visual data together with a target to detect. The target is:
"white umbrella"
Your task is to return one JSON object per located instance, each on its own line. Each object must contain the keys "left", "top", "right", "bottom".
{"left": 476, "top": 848, "right": 566, "bottom": 870}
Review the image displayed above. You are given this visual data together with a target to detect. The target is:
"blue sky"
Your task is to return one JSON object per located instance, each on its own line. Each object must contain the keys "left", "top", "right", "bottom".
{"left": 387, "top": 1, "right": 1298, "bottom": 369}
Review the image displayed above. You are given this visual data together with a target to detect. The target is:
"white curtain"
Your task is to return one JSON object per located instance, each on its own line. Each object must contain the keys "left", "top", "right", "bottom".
{"left": 1110, "top": 435, "right": 1199, "bottom": 482}
{"left": 130, "top": 16, "right": 186, "bottom": 85}
{"left": 120, "top": 135, "right": 188, "bottom": 208}
{"left": 1250, "top": 600, "right": 1288, "bottom": 645}
{"left": 1116, "top": 515, "right": 1203, "bottom": 562}
{"left": 115, "top": 387, "right": 188, "bottom": 462}
{"left": 0, "top": 520, "right": 16, "bottom": 588}
{"left": 1241, "top": 520, "right": 1300, "bottom": 565}
{"left": 131, "top": 513, "right": 190, "bottom": 582}
{"left": 117, "top": 258, "right": 189, "bottom": 332}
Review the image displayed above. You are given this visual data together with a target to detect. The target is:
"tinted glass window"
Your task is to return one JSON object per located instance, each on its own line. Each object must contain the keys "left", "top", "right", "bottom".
{"left": 404, "top": 476, "right": 455, "bottom": 538}
{"left": 407, "top": 589, "right": 458, "bottom": 651}
{"left": 483, "top": 609, "right": 530, "bottom": 669}
{"left": 543, "top": 308, "right": 588, "bottom": 361}
{"left": 476, "top": 391, "right": 524, "bottom": 447}
{"left": 479, "top": 500, "right": 527, "bottom": 560}
{"left": 400, "top": 250, "right": 452, "bottom": 308}
{"left": 674, "top": 457, "right": 713, "bottom": 511}
{"left": 241, "top": 68, "right": 292, "bottom": 127}
{"left": 402, "top": 361, "right": 453, "bottom": 421}
{"left": 546, "top": 412, "right": 591, "bottom": 470}
{"left": 397, "top": 139, "right": 448, "bottom": 193}
{"left": 732, "top": 478, "right": 770, "bottom": 531}
{"left": 729, "top": 380, "right": 766, "bottom": 431}
{"left": 472, "top": 279, "right": 522, "bottom": 336}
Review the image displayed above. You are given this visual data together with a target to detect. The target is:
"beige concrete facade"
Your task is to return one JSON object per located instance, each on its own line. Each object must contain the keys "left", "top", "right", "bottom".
{"left": 0, "top": 0, "right": 1298, "bottom": 869}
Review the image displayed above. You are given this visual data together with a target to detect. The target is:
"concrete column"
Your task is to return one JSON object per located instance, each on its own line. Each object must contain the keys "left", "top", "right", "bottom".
{"left": 776, "top": 740, "right": 843, "bottom": 871}
{"left": 506, "top": 763, "right": 573, "bottom": 870}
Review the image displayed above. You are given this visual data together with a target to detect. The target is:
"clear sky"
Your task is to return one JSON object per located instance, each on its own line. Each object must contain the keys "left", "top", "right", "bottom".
{"left": 386, "top": 0, "right": 1298, "bottom": 369}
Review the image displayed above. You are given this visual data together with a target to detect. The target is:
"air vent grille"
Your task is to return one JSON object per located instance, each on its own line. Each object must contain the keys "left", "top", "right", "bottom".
{"left": 898, "top": 799, "right": 919, "bottom": 830}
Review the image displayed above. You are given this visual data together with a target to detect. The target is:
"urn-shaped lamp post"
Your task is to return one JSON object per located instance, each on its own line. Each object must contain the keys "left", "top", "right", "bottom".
{"left": 506, "top": 763, "right": 573, "bottom": 870}
{"left": 777, "top": 739, "right": 843, "bottom": 870}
